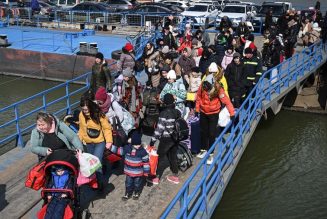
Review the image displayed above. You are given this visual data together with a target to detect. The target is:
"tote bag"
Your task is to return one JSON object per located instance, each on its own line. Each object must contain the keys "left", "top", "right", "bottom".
{"left": 78, "top": 152, "right": 102, "bottom": 177}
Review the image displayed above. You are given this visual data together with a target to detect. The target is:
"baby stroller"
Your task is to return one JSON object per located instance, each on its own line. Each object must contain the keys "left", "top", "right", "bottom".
{"left": 37, "top": 149, "right": 82, "bottom": 219}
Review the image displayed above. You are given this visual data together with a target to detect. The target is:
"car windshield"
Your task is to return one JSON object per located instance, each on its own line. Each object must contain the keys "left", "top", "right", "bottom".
{"left": 259, "top": 5, "right": 284, "bottom": 16}
{"left": 222, "top": 6, "right": 245, "bottom": 13}
{"left": 187, "top": 5, "right": 207, "bottom": 12}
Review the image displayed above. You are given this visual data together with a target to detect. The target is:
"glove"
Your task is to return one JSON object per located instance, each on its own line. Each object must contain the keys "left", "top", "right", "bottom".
{"left": 194, "top": 112, "right": 199, "bottom": 117}
{"left": 230, "top": 116, "right": 235, "bottom": 123}
{"left": 149, "top": 140, "right": 155, "bottom": 147}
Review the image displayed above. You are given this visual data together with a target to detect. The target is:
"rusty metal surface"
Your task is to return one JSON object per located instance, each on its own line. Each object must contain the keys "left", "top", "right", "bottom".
{"left": 0, "top": 48, "right": 117, "bottom": 80}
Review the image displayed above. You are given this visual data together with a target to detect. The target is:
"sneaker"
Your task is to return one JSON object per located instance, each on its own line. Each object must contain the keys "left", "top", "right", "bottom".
{"left": 167, "top": 175, "right": 180, "bottom": 184}
{"left": 206, "top": 154, "right": 214, "bottom": 165}
{"left": 196, "top": 150, "right": 207, "bottom": 159}
{"left": 133, "top": 192, "right": 140, "bottom": 200}
{"left": 146, "top": 177, "right": 160, "bottom": 185}
{"left": 122, "top": 193, "right": 132, "bottom": 201}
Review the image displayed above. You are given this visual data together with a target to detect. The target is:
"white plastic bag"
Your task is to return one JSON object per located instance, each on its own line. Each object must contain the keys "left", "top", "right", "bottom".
{"left": 218, "top": 107, "right": 231, "bottom": 127}
{"left": 78, "top": 152, "right": 102, "bottom": 177}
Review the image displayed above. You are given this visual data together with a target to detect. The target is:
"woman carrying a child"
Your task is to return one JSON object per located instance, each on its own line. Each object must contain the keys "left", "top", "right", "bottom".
{"left": 30, "top": 112, "right": 84, "bottom": 159}
{"left": 78, "top": 97, "right": 113, "bottom": 190}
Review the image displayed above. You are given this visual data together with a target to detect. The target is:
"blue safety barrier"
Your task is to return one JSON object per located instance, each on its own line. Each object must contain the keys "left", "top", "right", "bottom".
{"left": 161, "top": 41, "right": 326, "bottom": 218}
{"left": 0, "top": 73, "right": 90, "bottom": 147}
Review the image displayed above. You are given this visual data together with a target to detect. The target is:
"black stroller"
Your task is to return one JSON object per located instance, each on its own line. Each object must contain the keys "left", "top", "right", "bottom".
{"left": 37, "top": 149, "right": 83, "bottom": 219}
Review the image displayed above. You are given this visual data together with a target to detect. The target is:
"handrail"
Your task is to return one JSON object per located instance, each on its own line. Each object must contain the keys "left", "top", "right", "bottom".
{"left": 161, "top": 41, "right": 326, "bottom": 218}
{"left": 0, "top": 72, "right": 91, "bottom": 148}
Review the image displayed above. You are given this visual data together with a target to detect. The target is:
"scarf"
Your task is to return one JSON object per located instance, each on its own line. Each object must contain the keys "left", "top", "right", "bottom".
{"left": 98, "top": 94, "right": 111, "bottom": 113}
{"left": 122, "top": 81, "right": 137, "bottom": 112}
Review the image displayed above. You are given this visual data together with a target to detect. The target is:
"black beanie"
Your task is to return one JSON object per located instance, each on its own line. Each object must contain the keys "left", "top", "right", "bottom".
{"left": 244, "top": 47, "right": 253, "bottom": 55}
{"left": 131, "top": 132, "right": 142, "bottom": 145}
{"left": 95, "top": 52, "right": 104, "bottom": 61}
{"left": 163, "top": 93, "right": 175, "bottom": 105}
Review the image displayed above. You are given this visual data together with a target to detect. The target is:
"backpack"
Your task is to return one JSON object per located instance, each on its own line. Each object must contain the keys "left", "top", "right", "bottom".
{"left": 141, "top": 104, "right": 160, "bottom": 135}
{"left": 177, "top": 142, "right": 193, "bottom": 172}
{"left": 143, "top": 87, "right": 159, "bottom": 106}
{"left": 25, "top": 160, "right": 46, "bottom": 190}
{"left": 171, "top": 116, "right": 189, "bottom": 142}
{"left": 111, "top": 116, "right": 128, "bottom": 147}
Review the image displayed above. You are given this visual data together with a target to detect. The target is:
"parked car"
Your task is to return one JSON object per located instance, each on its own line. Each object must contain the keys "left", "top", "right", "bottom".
{"left": 161, "top": 0, "right": 190, "bottom": 9}
{"left": 69, "top": 2, "right": 114, "bottom": 12}
{"left": 106, "top": 0, "right": 138, "bottom": 12}
{"left": 38, "top": 1, "right": 61, "bottom": 15}
{"left": 216, "top": 4, "right": 257, "bottom": 30}
{"left": 126, "top": 3, "right": 182, "bottom": 13}
{"left": 181, "top": 3, "right": 219, "bottom": 28}
{"left": 251, "top": 2, "right": 289, "bottom": 32}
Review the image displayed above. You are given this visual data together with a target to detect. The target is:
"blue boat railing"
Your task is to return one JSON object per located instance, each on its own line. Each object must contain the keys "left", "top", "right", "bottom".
{"left": 161, "top": 41, "right": 325, "bottom": 218}
{"left": 0, "top": 73, "right": 91, "bottom": 148}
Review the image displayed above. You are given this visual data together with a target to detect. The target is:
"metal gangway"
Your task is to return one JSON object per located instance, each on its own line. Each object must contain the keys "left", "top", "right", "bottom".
{"left": 161, "top": 41, "right": 327, "bottom": 218}
{"left": 0, "top": 38, "right": 326, "bottom": 217}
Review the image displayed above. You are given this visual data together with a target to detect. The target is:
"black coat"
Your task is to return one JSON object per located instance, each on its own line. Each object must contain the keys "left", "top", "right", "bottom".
{"left": 225, "top": 62, "right": 247, "bottom": 96}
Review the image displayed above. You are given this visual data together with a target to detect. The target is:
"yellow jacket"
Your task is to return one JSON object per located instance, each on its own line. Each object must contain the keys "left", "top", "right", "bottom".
{"left": 201, "top": 74, "right": 229, "bottom": 97}
{"left": 78, "top": 112, "right": 113, "bottom": 144}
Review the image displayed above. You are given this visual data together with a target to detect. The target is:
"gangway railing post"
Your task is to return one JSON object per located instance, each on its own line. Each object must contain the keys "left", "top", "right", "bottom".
{"left": 180, "top": 186, "right": 188, "bottom": 219}
{"left": 42, "top": 94, "right": 47, "bottom": 112}
{"left": 202, "top": 162, "right": 208, "bottom": 217}
{"left": 66, "top": 83, "right": 71, "bottom": 115}
{"left": 14, "top": 106, "right": 24, "bottom": 147}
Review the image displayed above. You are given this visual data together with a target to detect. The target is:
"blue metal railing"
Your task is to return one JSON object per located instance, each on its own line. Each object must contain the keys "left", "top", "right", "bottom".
{"left": 161, "top": 41, "right": 325, "bottom": 218}
{"left": 0, "top": 73, "right": 90, "bottom": 147}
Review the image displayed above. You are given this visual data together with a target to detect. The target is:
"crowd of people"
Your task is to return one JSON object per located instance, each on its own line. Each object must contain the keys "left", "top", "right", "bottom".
{"left": 29, "top": 3, "right": 327, "bottom": 206}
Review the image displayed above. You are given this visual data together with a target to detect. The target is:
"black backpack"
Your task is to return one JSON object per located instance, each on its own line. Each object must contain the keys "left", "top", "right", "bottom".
{"left": 143, "top": 87, "right": 159, "bottom": 106}
{"left": 141, "top": 104, "right": 160, "bottom": 136}
{"left": 171, "top": 116, "right": 189, "bottom": 142}
{"left": 177, "top": 142, "right": 193, "bottom": 172}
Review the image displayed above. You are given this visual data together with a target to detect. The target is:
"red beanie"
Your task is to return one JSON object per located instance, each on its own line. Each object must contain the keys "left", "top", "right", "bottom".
{"left": 95, "top": 87, "right": 107, "bottom": 102}
{"left": 124, "top": 42, "right": 134, "bottom": 52}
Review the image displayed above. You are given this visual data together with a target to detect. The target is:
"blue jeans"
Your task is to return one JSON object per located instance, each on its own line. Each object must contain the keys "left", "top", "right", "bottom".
{"left": 86, "top": 141, "right": 105, "bottom": 173}
{"left": 125, "top": 175, "right": 143, "bottom": 194}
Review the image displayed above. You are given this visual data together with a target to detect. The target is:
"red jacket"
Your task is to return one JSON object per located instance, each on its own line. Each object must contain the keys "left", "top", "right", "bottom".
{"left": 196, "top": 85, "right": 235, "bottom": 116}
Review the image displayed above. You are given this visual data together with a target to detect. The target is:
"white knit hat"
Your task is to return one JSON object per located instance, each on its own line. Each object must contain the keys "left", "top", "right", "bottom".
{"left": 167, "top": 70, "right": 176, "bottom": 80}
{"left": 208, "top": 62, "right": 218, "bottom": 73}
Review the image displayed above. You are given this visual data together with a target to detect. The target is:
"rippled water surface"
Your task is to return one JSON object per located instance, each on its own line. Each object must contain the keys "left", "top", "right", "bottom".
{"left": 214, "top": 111, "right": 327, "bottom": 219}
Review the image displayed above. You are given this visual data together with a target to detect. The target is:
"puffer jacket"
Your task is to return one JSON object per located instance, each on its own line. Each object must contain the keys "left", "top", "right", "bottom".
{"left": 178, "top": 49, "right": 196, "bottom": 76}
{"left": 78, "top": 112, "right": 113, "bottom": 144}
{"left": 221, "top": 51, "right": 235, "bottom": 70}
{"left": 30, "top": 116, "right": 83, "bottom": 157}
{"left": 196, "top": 85, "right": 235, "bottom": 116}
{"left": 160, "top": 78, "right": 187, "bottom": 114}
{"left": 117, "top": 52, "right": 135, "bottom": 72}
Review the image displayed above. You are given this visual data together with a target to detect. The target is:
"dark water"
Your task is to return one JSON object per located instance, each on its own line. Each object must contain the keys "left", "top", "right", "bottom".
{"left": 0, "top": 75, "right": 82, "bottom": 154}
{"left": 213, "top": 111, "right": 327, "bottom": 219}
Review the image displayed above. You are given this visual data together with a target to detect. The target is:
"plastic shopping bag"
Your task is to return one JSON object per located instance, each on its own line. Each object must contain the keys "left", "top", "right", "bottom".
{"left": 218, "top": 107, "right": 231, "bottom": 127}
{"left": 146, "top": 146, "right": 158, "bottom": 176}
{"left": 78, "top": 152, "right": 102, "bottom": 177}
